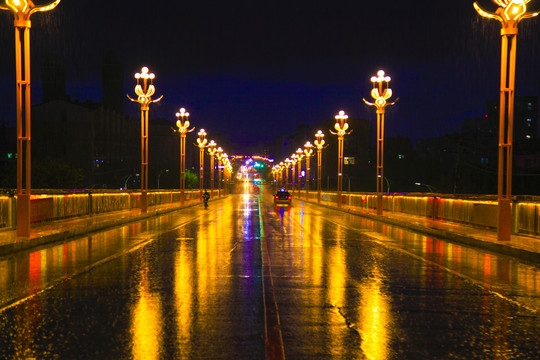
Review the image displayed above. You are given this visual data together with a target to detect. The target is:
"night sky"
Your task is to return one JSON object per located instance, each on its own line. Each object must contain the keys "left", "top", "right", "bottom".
{"left": 1, "top": 0, "right": 540, "bottom": 150}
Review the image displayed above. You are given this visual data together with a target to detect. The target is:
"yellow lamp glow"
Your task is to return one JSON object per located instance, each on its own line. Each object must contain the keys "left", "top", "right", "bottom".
{"left": 474, "top": 0, "right": 538, "bottom": 27}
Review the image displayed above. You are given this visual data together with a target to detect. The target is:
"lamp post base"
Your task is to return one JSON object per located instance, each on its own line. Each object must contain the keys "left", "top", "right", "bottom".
{"left": 141, "top": 190, "right": 148, "bottom": 213}
{"left": 497, "top": 198, "right": 511, "bottom": 241}
{"left": 16, "top": 194, "right": 31, "bottom": 237}
{"left": 377, "top": 195, "right": 383, "bottom": 216}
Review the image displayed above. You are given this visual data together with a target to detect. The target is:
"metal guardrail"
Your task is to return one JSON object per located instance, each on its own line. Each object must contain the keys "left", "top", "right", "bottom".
{"left": 0, "top": 189, "right": 538, "bottom": 236}
{"left": 300, "top": 190, "right": 539, "bottom": 237}
{"left": 0, "top": 189, "right": 214, "bottom": 229}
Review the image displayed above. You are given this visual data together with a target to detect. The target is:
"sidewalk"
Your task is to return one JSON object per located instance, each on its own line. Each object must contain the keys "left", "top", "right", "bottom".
{"left": 0, "top": 199, "right": 204, "bottom": 257}
{"left": 305, "top": 199, "right": 540, "bottom": 264}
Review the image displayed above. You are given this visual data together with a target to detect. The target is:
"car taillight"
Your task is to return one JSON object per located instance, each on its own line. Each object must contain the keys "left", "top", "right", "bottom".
{"left": 288, "top": 196, "right": 292, "bottom": 200}
{"left": 275, "top": 196, "right": 278, "bottom": 199}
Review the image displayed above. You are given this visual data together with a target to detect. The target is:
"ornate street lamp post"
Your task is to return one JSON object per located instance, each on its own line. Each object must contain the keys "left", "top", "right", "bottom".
{"left": 314, "top": 130, "right": 325, "bottom": 203}
{"left": 290, "top": 155, "right": 297, "bottom": 195}
{"left": 364, "top": 70, "right": 398, "bottom": 215}
{"left": 304, "top": 141, "right": 313, "bottom": 199}
{"left": 284, "top": 158, "right": 291, "bottom": 190}
{"left": 278, "top": 162, "right": 285, "bottom": 188}
{"left": 474, "top": 0, "right": 538, "bottom": 241}
{"left": 128, "top": 66, "right": 163, "bottom": 213}
{"left": 207, "top": 140, "right": 217, "bottom": 198}
{"left": 197, "top": 129, "right": 208, "bottom": 201}
{"left": 1, "top": 0, "right": 62, "bottom": 237}
{"left": 216, "top": 147, "right": 223, "bottom": 197}
{"left": 330, "top": 111, "right": 351, "bottom": 207}
{"left": 296, "top": 148, "right": 304, "bottom": 197}
{"left": 175, "top": 108, "right": 194, "bottom": 205}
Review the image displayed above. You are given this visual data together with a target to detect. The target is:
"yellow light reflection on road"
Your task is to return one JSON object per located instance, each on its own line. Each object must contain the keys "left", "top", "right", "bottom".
{"left": 326, "top": 224, "right": 347, "bottom": 351}
{"left": 131, "top": 259, "right": 162, "bottom": 360}
{"left": 175, "top": 227, "right": 193, "bottom": 356}
{"left": 358, "top": 268, "right": 390, "bottom": 360}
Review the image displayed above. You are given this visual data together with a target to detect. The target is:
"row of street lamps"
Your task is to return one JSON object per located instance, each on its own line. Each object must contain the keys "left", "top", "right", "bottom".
{"left": 126, "top": 66, "right": 235, "bottom": 214}
{"left": 1, "top": 0, "right": 536, "bottom": 241}
{"left": 273, "top": 0, "right": 538, "bottom": 242}
{"left": 273, "top": 69, "right": 397, "bottom": 210}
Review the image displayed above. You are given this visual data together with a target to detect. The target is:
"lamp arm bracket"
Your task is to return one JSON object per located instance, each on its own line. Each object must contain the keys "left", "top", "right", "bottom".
{"left": 152, "top": 95, "right": 164, "bottom": 104}
{"left": 363, "top": 98, "right": 375, "bottom": 106}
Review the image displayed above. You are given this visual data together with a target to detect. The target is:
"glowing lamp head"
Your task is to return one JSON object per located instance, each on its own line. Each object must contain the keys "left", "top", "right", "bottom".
{"left": 474, "top": 0, "right": 538, "bottom": 25}
{"left": 2, "top": 0, "right": 61, "bottom": 19}
{"left": 334, "top": 110, "right": 349, "bottom": 130}
{"left": 197, "top": 129, "right": 207, "bottom": 146}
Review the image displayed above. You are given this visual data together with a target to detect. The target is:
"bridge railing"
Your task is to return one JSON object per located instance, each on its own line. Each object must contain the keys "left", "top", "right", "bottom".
{"left": 301, "top": 190, "right": 539, "bottom": 237}
{"left": 0, "top": 189, "right": 210, "bottom": 230}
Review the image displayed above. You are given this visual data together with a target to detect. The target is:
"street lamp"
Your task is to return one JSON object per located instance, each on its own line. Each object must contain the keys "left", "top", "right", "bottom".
{"left": 0, "top": 0, "right": 62, "bottom": 237}
{"left": 222, "top": 153, "right": 229, "bottom": 194}
{"left": 279, "top": 161, "right": 285, "bottom": 188}
{"left": 197, "top": 129, "right": 208, "bottom": 200}
{"left": 216, "top": 147, "right": 223, "bottom": 197}
{"left": 207, "top": 140, "right": 217, "bottom": 198}
{"left": 296, "top": 148, "right": 304, "bottom": 197}
{"left": 304, "top": 141, "right": 314, "bottom": 199}
{"left": 474, "top": 0, "right": 538, "bottom": 241}
{"left": 330, "top": 110, "right": 352, "bottom": 207}
{"left": 314, "top": 130, "right": 325, "bottom": 203}
{"left": 290, "top": 155, "right": 297, "bottom": 195}
{"left": 175, "top": 107, "right": 194, "bottom": 205}
{"left": 364, "top": 70, "right": 398, "bottom": 215}
{"left": 127, "top": 66, "right": 163, "bottom": 213}
{"left": 284, "top": 158, "right": 291, "bottom": 190}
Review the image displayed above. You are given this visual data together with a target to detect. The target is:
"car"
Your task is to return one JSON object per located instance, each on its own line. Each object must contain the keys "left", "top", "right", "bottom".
{"left": 274, "top": 189, "right": 292, "bottom": 206}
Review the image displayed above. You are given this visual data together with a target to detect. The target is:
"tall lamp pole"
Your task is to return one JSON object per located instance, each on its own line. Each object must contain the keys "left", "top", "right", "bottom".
{"left": 284, "top": 158, "right": 291, "bottom": 190}
{"left": 474, "top": 0, "right": 538, "bottom": 241}
{"left": 314, "top": 131, "right": 325, "bottom": 203}
{"left": 296, "top": 148, "right": 304, "bottom": 197}
{"left": 304, "top": 141, "right": 314, "bottom": 199}
{"left": 175, "top": 108, "right": 194, "bottom": 205}
{"left": 279, "top": 162, "right": 285, "bottom": 188}
{"left": 216, "top": 147, "right": 223, "bottom": 197}
{"left": 207, "top": 140, "right": 217, "bottom": 198}
{"left": 1, "top": 0, "right": 62, "bottom": 237}
{"left": 128, "top": 66, "right": 163, "bottom": 213}
{"left": 364, "top": 70, "right": 398, "bottom": 215}
{"left": 197, "top": 129, "right": 208, "bottom": 200}
{"left": 290, "top": 155, "right": 297, "bottom": 195}
{"left": 330, "top": 111, "right": 351, "bottom": 207}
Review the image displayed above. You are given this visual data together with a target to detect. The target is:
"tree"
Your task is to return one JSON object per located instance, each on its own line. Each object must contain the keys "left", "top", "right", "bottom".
{"left": 33, "top": 157, "right": 84, "bottom": 189}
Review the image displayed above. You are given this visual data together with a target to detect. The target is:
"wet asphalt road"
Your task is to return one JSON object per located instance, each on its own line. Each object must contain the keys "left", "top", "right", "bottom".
{"left": 0, "top": 187, "right": 539, "bottom": 359}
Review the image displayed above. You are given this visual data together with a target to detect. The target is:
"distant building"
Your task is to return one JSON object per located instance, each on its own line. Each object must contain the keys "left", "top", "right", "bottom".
{"left": 487, "top": 96, "right": 538, "bottom": 142}
{"left": 102, "top": 52, "right": 124, "bottom": 114}
{"left": 32, "top": 99, "right": 139, "bottom": 188}
{"left": 42, "top": 53, "right": 68, "bottom": 103}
